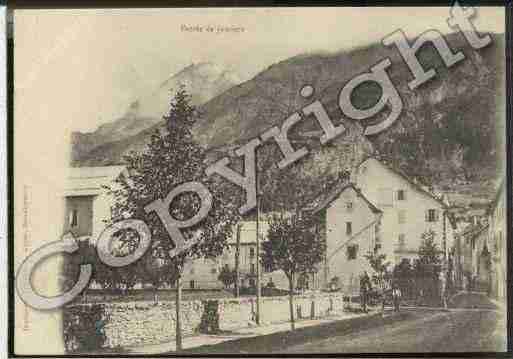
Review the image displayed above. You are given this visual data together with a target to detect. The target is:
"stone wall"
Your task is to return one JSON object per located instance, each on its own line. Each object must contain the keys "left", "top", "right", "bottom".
{"left": 67, "top": 293, "right": 346, "bottom": 349}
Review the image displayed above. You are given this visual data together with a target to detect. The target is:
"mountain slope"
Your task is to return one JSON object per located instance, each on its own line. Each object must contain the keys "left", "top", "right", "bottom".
{"left": 71, "top": 62, "right": 241, "bottom": 162}
{"left": 72, "top": 32, "right": 505, "bottom": 205}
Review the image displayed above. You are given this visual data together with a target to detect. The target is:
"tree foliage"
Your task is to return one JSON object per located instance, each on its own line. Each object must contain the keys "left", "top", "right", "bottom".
{"left": 262, "top": 212, "right": 325, "bottom": 330}
{"left": 262, "top": 213, "right": 325, "bottom": 281}
{"left": 418, "top": 229, "right": 442, "bottom": 266}
{"left": 107, "top": 85, "right": 240, "bottom": 288}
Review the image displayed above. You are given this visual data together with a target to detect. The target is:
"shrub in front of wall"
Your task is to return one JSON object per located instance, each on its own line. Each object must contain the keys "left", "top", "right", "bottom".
{"left": 63, "top": 304, "right": 108, "bottom": 353}
{"left": 198, "top": 300, "right": 220, "bottom": 334}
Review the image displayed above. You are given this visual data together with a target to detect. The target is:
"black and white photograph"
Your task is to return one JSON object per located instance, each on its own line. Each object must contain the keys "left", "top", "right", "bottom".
{"left": 11, "top": 5, "right": 508, "bottom": 355}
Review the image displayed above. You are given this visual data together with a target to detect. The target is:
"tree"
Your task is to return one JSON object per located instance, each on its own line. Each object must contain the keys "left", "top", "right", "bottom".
{"left": 364, "top": 248, "right": 391, "bottom": 309}
{"left": 261, "top": 212, "right": 325, "bottom": 330}
{"left": 415, "top": 230, "right": 443, "bottom": 304}
{"left": 418, "top": 229, "right": 442, "bottom": 266}
{"left": 218, "top": 264, "right": 237, "bottom": 290}
{"left": 109, "top": 86, "right": 240, "bottom": 350}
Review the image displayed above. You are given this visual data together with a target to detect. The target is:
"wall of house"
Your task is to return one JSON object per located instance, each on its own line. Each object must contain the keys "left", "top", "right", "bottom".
{"left": 324, "top": 187, "right": 379, "bottom": 294}
{"left": 355, "top": 158, "right": 447, "bottom": 266}
{"left": 489, "top": 184, "right": 507, "bottom": 300}
{"left": 63, "top": 195, "right": 95, "bottom": 237}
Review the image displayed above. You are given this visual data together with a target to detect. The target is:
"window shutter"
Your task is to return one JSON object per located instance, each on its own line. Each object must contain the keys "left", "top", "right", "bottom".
{"left": 425, "top": 210, "right": 429, "bottom": 222}
{"left": 435, "top": 209, "right": 439, "bottom": 221}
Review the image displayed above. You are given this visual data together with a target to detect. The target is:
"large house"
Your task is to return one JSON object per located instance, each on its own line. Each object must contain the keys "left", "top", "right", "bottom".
{"left": 459, "top": 220, "right": 490, "bottom": 291}
{"left": 63, "top": 166, "right": 127, "bottom": 241}
{"left": 352, "top": 157, "right": 457, "bottom": 266}
{"left": 311, "top": 183, "right": 383, "bottom": 294}
{"left": 488, "top": 179, "right": 507, "bottom": 300}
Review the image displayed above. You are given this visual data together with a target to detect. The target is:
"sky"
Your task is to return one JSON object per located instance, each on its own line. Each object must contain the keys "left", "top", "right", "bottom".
{"left": 14, "top": 7, "right": 505, "bottom": 133}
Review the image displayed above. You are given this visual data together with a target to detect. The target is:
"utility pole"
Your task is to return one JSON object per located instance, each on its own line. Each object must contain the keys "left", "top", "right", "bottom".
{"left": 255, "top": 147, "right": 261, "bottom": 325}
{"left": 255, "top": 192, "right": 262, "bottom": 325}
{"left": 175, "top": 274, "right": 182, "bottom": 351}
{"left": 235, "top": 223, "right": 241, "bottom": 298}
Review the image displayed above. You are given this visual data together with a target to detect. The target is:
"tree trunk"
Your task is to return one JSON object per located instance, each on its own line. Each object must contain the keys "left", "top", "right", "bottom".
{"left": 288, "top": 275, "right": 295, "bottom": 331}
{"left": 176, "top": 275, "right": 183, "bottom": 351}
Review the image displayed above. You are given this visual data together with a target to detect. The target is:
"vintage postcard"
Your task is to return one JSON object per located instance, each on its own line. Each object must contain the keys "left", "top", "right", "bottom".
{"left": 12, "top": 6, "right": 507, "bottom": 355}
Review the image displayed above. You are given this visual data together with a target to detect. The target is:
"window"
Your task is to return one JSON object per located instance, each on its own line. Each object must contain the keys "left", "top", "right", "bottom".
{"left": 346, "top": 222, "right": 352, "bottom": 236}
{"left": 398, "top": 234, "right": 406, "bottom": 247}
{"left": 189, "top": 280, "right": 195, "bottom": 289}
{"left": 69, "top": 209, "right": 78, "bottom": 227}
{"left": 398, "top": 210, "right": 406, "bottom": 224}
{"left": 211, "top": 267, "right": 217, "bottom": 274}
{"left": 346, "top": 202, "right": 353, "bottom": 212}
{"left": 249, "top": 247, "right": 255, "bottom": 258}
{"left": 397, "top": 190, "right": 406, "bottom": 201}
{"left": 190, "top": 267, "right": 195, "bottom": 275}
{"left": 426, "top": 209, "right": 438, "bottom": 222}
{"left": 250, "top": 263, "right": 256, "bottom": 275}
{"left": 249, "top": 278, "right": 256, "bottom": 287}
{"left": 346, "top": 244, "right": 358, "bottom": 260}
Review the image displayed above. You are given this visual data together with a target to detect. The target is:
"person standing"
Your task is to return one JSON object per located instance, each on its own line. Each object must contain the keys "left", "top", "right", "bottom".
{"left": 392, "top": 285, "right": 402, "bottom": 312}
{"left": 360, "top": 271, "right": 371, "bottom": 313}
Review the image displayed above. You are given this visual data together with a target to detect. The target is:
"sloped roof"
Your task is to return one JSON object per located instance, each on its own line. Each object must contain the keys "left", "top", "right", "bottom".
{"left": 309, "top": 182, "right": 382, "bottom": 215}
{"left": 357, "top": 156, "right": 448, "bottom": 209}
{"left": 64, "top": 165, "right": 126, "bottom": 196}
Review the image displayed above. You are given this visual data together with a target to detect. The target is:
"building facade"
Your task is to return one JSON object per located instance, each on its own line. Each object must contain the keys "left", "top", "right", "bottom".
{"left": 353, "top": 157, "right": 456, "bottom": 266}
{"left": 63, "top": 166, "right": 127, "bottom": 241}
{"left": 312, "top": 184, "right": 382, "bottom": 294}
{"left": 488, "top": 180, "right": 507, "bottom": 300}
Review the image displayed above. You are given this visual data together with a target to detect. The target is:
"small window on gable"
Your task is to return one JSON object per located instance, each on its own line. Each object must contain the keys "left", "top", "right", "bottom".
{"left": 397, "top": 190, "right": 406, "bottom": 201}
{"left": 346, "top": 222, "right": 352, "bottom": 236}
{"left": 69, "top": 209, "right": 78, "bottom": 227}
{"left": 347, "top": 244, "right": 358, "bottom": 260}
{"left": 250, "top": 247, "right": 255, "bottom": 257}
{"left": 346, "top": 202, "right": 353, "bottom": 212}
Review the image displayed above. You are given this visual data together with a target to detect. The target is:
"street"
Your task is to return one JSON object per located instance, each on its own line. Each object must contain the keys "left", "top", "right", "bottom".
{"left": 188, "top": 293, "right": 507, "bottom": 354}
{"left": 279, "top": 308, "right": 505, "bottom": 353}
{"left": 280, "top": 292, "right": 507, "bottom": 353}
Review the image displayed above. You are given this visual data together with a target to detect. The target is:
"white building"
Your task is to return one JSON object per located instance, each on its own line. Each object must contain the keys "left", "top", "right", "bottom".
{"left": 63, "top": 166, "right": 127, "bottom": 241}
{"left": 352, "top": 157, "right": 457, "bottom": 266}
{"left": 488, "top": 179, "right": 507, "bottom": 300}
{"left": 311, "top": 183, "right": 383, "bottom": 294}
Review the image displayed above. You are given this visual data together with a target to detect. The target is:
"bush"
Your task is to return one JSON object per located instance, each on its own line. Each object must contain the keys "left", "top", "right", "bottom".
{"left": 198, "top": 300, "right": 220, "bottom": 334}
{"left": 63, "top": 304, "right": 108, "bottom": 353}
